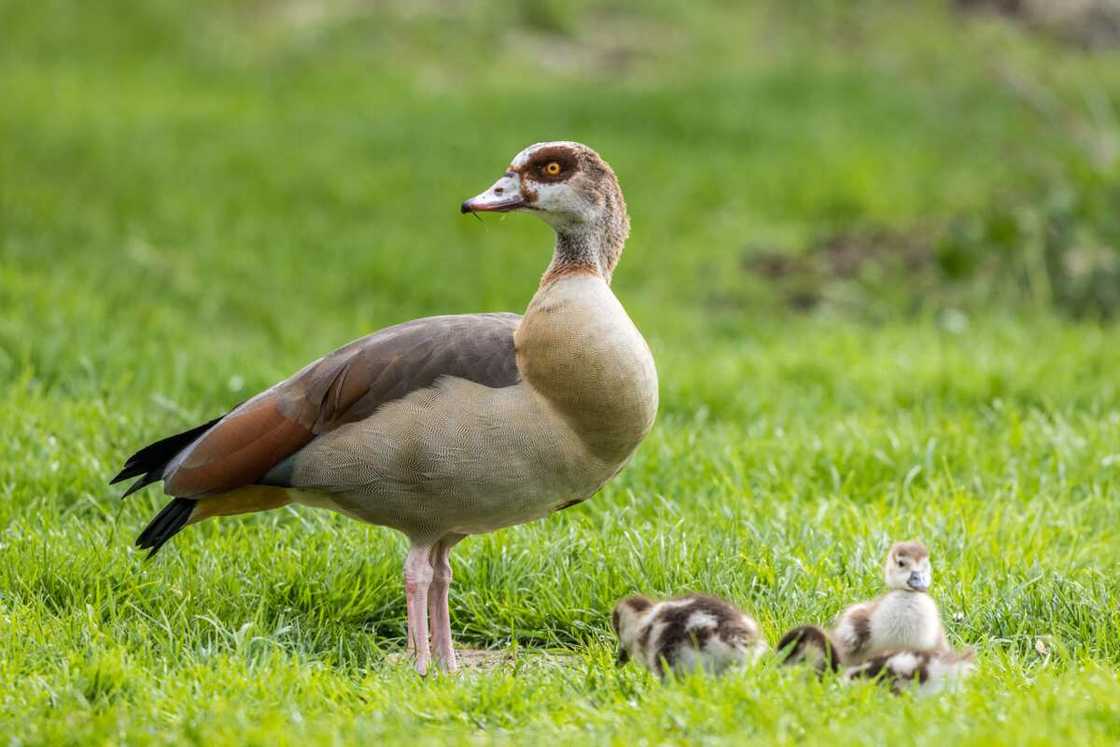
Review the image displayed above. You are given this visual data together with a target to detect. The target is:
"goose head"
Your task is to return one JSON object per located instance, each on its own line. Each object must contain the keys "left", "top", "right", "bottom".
{"left": 610, "top": 594, "right": 653, "bottom": 665}
{"left": 884, "top": 540, "right": 932, "bottom": 592}
{"left": 461, "top": 141, "right": 630, "bottom": 283}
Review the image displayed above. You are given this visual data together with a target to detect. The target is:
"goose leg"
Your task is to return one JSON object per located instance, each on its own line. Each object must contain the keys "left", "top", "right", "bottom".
{"left": 428, "top": 534, "right": 465, "bottom": 672}
{"left": 404, "top": 544, "right": 434, "bottom": 675}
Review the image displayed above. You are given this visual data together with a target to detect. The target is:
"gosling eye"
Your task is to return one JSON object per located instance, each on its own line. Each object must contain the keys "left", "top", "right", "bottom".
{"left": 897, "top": 559, "right": 906, "bottom": 568}
{"left": 544, "top": 161, "right": 562, "bottom": 176}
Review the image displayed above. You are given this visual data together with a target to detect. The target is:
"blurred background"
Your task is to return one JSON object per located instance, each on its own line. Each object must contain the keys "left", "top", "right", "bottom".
{"left": 2, "top": 0, "right": 1120, "bottom": 417}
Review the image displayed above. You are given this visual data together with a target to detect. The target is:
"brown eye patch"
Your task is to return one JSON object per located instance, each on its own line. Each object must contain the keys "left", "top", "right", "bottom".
{"left": 527, "top": 147, "right": 578, "bottom": 182}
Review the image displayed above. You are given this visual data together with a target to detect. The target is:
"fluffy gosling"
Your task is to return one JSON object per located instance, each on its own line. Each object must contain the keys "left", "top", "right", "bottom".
{"left": 612, "top": 593, "right": 768, "bottom": 678}
{"left": 844, "top": 647, "right": 977, "bottom": 695}
{"left": 778, "top": 625, "right": 976, "bottom": 695}
{"left": 831, "top": 541, "right": 948, "bottom": 665}
{"left": 776, "top": 624, "right": 841, "bottom": 674}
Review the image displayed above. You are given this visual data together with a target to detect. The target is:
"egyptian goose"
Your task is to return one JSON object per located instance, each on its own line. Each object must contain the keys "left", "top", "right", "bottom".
{"left": 112, "top": 141, "right": 659, "bottom": 675}
{"left": 830, "top": 541, "right": 948, "bottom": 665}
{"left": 844, "top": 647, "right": 976, "bottom": 695}
{"left": 611, "top": 593, "right": 768, "bottom": 678}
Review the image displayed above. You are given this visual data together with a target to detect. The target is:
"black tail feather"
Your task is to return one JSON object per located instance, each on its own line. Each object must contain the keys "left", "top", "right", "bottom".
{"left": 121, "top": 470, "right": 162, "bottom": 499}
{"left": 111, "top": 414, "right": 225, "bottom": 489}
{"left": 136, "top": 498, "right": 196, "bottom": 557}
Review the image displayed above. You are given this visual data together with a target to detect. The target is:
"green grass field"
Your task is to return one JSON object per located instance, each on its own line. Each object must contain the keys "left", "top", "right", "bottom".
{"left": 3, "top": 1, "right": 1120, "bottom": 744}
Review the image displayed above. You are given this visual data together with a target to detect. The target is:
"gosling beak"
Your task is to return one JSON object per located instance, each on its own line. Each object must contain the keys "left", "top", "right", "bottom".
{"left": 907, "top": 571, "right": 930, "bottom": 592}
{"left": 615, "top": 647, "right": 630, "bottom": 667}
{"left": 460, "top": 172, "right": 527, "bottom": 214}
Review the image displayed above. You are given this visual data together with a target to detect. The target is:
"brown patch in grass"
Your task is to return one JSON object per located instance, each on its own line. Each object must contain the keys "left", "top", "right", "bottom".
{"left": 955, "top": 0, "right": 1120, "bottom": 49}
{"left": 741, "top": 224, "right": 938, "bottom": 311}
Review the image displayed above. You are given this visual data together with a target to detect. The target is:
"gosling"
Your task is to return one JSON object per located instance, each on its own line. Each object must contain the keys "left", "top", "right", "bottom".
{"left": 845, "top": 647, "right": 977, "bottom": 695}
{"left": 612, "top": 593, "right": 768, "bottom": 678}
{"left": 831, "top": 541, "right": 948, "bottom": 665}
{"left": 776, "top": 624, "right": 840, "bottom": 674}
{"left": 778, "top": 623, "right": 976, "bottom": 695}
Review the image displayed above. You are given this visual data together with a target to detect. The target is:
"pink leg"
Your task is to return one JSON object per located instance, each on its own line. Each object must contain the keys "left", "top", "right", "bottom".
{"left": 428, "top": 534, "right": 464, "bottom": 672}
{"left": 404, "top": 544, "right": 434, "bottom": 675}
{"left": 406, "top": 574, "right": 417, "bottom": 655}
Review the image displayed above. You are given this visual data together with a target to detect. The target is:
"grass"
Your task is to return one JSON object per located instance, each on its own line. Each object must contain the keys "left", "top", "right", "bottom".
{"left": 2, "top": 0, "right": 1120, "bottom": 744}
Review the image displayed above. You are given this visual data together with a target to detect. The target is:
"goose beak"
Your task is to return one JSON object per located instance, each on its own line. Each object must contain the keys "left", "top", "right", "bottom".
{"left": 907, "top": 571, "right": 930, "bottom": 592}
{"left": 461, "top": 172, "right": 527, "bottom": 214}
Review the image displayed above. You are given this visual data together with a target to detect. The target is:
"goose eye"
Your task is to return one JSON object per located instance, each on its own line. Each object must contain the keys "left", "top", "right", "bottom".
{"left": 544, "top": 161, "right": 562, "bottom": 176}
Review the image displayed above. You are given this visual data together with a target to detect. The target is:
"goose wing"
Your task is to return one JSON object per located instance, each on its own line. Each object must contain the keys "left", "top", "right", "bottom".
{"left": 113, "top": 313, "right": 521, "bottom": 499}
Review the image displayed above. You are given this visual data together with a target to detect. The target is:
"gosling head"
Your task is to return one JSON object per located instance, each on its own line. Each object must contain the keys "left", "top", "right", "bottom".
{"left": 461, "top": 141, "right": 630, "bottom": 282}
{"left": 884, "top": 540, "right": 932, "bottom": 593}
{"left": 610, "top": 594, "right": 653, "bottom": 665}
